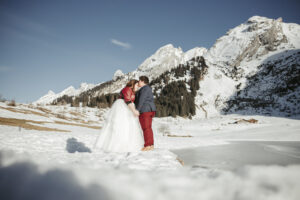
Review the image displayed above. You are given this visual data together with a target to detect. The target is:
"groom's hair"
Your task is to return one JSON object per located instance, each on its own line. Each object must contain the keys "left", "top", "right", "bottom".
{"left": 139, "top": 76, "right": 149, "bottom": 84}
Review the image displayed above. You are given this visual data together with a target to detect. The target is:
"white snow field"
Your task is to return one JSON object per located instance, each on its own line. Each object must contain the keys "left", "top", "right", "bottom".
{"left": 1, "top": 102, "right": 300, "bottom": 200}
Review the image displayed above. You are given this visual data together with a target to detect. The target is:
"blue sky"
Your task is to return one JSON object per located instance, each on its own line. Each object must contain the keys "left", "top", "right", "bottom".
{"left": 0, "top": 0, "right": 299, "bottom": 103}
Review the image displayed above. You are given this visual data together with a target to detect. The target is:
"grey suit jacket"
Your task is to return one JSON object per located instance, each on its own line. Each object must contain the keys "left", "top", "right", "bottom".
{"left": 135, "top": 85, "right": 156, "bottom": 114}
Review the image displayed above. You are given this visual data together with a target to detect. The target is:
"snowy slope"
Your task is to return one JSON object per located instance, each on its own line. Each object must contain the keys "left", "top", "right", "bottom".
{"left": 1, "top": 102, "right": 300, "bottom": 200}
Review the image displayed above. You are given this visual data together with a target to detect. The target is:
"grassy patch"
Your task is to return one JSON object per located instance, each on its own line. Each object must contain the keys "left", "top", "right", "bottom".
{"left": 0, "top": 117, "right": 69, "bottom": 132}
{"left": 0, "top": 106, "right": 100, "bottom": 125}
{"left": 176, "top": 157, "right": 185, "bottom": 166}
{"left": 0, "top": 106, "right": 48, "bottom": 117}
{"left": 167, "top": 134, "right": 192, "bottom": 137}
{"left": 36, "top": 107, "right": 52, "bottom": 114}
{"left": 0, "top": 105, "right": 101, "bottom": 130}
{"left": 231, "top": 118, "right": 258, "bottom": 124}
{"left": 54, "top": 121, "right": 101, "bottom": 130}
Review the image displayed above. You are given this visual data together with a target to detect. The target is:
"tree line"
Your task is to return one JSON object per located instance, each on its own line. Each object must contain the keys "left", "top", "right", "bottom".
{"left": 151, "top": 56, "right": 208, "bottom": 117}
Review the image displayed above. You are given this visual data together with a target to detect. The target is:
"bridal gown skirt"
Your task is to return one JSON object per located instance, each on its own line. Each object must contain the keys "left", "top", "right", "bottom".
{"left": 95, "top": 99, "right": 144, "bottom": 152}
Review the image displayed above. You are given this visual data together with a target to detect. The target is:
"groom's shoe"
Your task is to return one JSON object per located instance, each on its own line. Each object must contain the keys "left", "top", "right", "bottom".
{"left": 148, "top": 145, "right": 154, "bottom": 151}
{"left": 142, "top": 145, "right": 154, "bottom": 151}
{"left": 141, "top": 146, "right": 148, "bottom": 151}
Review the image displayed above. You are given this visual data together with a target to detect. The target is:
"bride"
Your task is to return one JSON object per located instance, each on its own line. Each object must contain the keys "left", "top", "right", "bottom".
{"left": 95, "top": 79, "right": 144, "bottom": 152}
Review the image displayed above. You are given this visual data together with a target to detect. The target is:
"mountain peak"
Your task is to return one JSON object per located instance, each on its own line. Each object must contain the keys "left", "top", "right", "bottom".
{"left": 47, "top": 90, "right": 55, "bottom": 95}
{"left": 63, "top": 86, "right": 75, "bottom": 92}
{"left": 158, "top": 44, "right": 175, "bottom": 50}
{"left": 134, "top": 43, "right": 207, "bottom": 80}
{"left": 155, "top": 44, "right": 182, "bottom": 55}
{"left": 113, "top": 70, "right": 124, "bottom": 80}
{"left": 80, "top": 82, "right": 88, "bottom": 88}
{"left": 246, "top": 15, "right": 283, "bottom": 25}
{"left": 79, "top": 82, "right": 95, "bottom": 91}
{"left": 247, "top": 15, "right": 273, "bottom": 23}
{"left": 205, "top": 15, "right": 296, "bottom": 69}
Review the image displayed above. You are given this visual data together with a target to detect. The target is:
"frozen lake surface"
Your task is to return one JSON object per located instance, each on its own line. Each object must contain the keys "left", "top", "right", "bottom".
{"left": 172, "top": 141, "right": 300, "bottom": 170}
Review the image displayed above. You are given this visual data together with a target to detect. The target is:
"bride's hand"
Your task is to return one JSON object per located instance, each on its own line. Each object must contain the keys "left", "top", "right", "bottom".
{"left": 134, "top": 110, "right": 140, "bottom": 117}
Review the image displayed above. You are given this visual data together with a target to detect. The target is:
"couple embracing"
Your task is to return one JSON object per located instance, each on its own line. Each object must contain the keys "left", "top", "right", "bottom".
{"left": 95, "top": 76, "right": 156, "bottom": 152}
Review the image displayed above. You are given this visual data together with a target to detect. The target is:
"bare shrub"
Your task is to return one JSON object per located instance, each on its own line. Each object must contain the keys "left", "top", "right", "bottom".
{"left": 7, "top": 99, "right": 16, "bottom": 106}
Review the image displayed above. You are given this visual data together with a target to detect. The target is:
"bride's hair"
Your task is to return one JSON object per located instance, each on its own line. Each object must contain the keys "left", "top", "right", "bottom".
{"left": 126, "top": 79, "right": 138, "bottom": 91}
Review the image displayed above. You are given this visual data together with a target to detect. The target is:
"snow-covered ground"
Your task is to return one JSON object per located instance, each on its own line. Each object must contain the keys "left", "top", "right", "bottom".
{"left": 1, "top": 102, "right": 300, "bottom": 200}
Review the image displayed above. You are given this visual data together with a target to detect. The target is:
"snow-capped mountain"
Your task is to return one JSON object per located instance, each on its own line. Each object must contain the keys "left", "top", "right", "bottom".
{"left": 195, "top": 16, "right": 300, "bottom": 118}
{"left": 36, "top": 16, "right": 300, "bottom": 118}
{"left": 204, "top": 16, "right": 299, "bottom": 76}
{"left": 134, "top": 44, "right": 207, "bottom": 79}
{"left": 34, "top": 83, "right": 96, "bottom": 105}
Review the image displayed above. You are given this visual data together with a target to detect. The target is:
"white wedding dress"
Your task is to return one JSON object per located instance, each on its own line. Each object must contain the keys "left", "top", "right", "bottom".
{"left": 95, "top": 99, "right": 144, "bottom": 152}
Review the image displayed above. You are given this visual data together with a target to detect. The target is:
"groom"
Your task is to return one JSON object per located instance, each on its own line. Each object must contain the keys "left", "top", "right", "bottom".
{"left": 135, "top": 76, "right": 156, "bottom": 151}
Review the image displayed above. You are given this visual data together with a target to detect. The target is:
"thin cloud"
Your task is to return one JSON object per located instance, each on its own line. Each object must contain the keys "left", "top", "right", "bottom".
{"left": 111, "top": 39, "right": 131, "bottom": 49}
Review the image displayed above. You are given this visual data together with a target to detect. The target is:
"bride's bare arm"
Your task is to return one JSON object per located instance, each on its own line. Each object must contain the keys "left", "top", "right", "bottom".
{"left": 128, "top": 103, "right": 139, "bottom": 116}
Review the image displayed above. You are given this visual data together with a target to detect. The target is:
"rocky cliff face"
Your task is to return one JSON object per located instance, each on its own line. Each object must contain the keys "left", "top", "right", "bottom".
{"left": 223, "top": 50, "right": 300, "bottom": 117}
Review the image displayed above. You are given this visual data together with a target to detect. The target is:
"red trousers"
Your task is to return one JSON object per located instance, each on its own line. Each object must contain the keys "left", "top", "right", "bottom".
{"left": 139, "top": 111, "right": 155, "bottom": 147}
